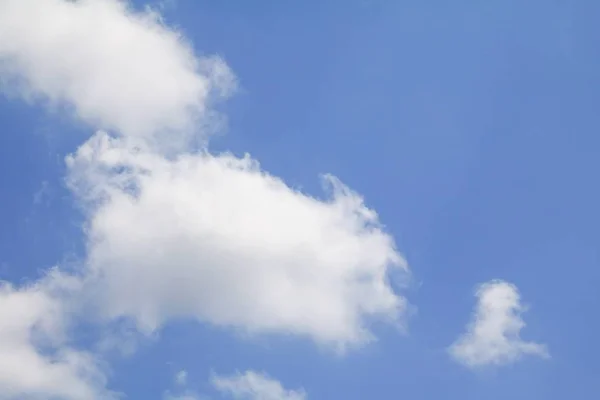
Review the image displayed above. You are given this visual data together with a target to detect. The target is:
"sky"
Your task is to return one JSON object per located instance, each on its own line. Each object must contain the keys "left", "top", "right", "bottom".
{"left": 0, "top": 0, "right": 599, "bottom": 399}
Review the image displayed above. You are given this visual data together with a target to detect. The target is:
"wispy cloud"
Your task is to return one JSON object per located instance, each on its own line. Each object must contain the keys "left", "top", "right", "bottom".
{"left": 212, "top": 370, "right": 306, "bottom": 400}
{"left": 175, "top": 370, "right": 188, "bottom": 386}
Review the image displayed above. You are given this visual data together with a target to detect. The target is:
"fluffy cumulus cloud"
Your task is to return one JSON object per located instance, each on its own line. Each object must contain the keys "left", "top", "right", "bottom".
{"left": 0, "top": 0, "right": 410, "bottom": 397}
{"left": 0, "top": 273, "right": 111, "bottom": 400}
{"left": 212, "top": 370, "right": 306, "bottom": 400}
{"left": 0, "top": 0, "right": 408, "bottom": 349}
{"left": 449, "top": 280, "right": 549, "bottom": 368}
{"left": 67, "top": 131, "right": 407, "bottom": 348}
{"left": 0, "top": 0, "right": 235, "bottom": 152}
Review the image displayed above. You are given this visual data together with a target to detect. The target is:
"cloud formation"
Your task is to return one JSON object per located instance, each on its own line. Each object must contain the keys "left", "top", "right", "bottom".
{"left": 449, "top": 280, "right": 549, "bottom": 368}
{"left": 68, "top": 131, "right": 407, "bottom": 349}
{"left": 0, "top": 0, "right": 234, "bottom": 152}
{"left": 0, "top": 1, "right": 408, "bottom": 349}
{"left": 0, "top": 0, "right": 409, "bottom": 397}
{"left": 0, "top": 273, "right": 111, "bottom": 400}
{"left": 212, "top": 370, "right": 306, "bottom": 400}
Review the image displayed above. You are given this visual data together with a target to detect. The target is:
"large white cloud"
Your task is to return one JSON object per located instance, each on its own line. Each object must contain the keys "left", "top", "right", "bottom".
{"left": 67, "top": 131, "right": 408, "bottom": 349}
{"left": 0, "top": 1, "right": 231, "bottom": 397}
{"left": 0, "top": 2, "right": 409, "bottom": 399}
{"left": 0, "top": 0, "right": 234, "bottom": 152}
{"left": 449, "top": 280, "right": 549, "bottom": 368}
{"left": 0, "top": 272, "right": 112, "bottom": 400}
{"left": 212, "top": 370, "right": 306, "bottom": 400}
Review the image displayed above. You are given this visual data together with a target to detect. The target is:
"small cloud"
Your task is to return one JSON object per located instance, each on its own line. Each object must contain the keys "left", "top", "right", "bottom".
{"left": 212, "top": 370, "right": 306, "bottom": 400}
{"left": 163, "top": 370, "right": 200, "bottom": 400}
{"left": 175, "top": 370, "right": 188, "bottom": 386}
{"left": 449, "top": 280, "right": 549, "bottom": 368}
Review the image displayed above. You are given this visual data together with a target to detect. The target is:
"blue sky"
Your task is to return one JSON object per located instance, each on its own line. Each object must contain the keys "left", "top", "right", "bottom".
{"left": 0, "top": 0, "right": 599, "bottom": 399}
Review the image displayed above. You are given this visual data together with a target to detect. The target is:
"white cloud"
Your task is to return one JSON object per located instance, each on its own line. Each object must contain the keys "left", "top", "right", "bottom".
{"left": 212, "top": 370, "right": 306, "bottom": 400}
{"left": 0, "top": 1, "right": 410, "bottom": 399}
{"left": 0, "top": 0, "right": 407, "bottom": 367}
{"left": 0, "top": 272, "right": 112, "bottom": 400}
{"left": 449, "top": 280, "right": 549, "bottom": 368}
{"left": 0, "top": 0, "right": 234, "bottom": 153}
{"left": 67, "top": 131, "right": 408, "bottom": 349}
